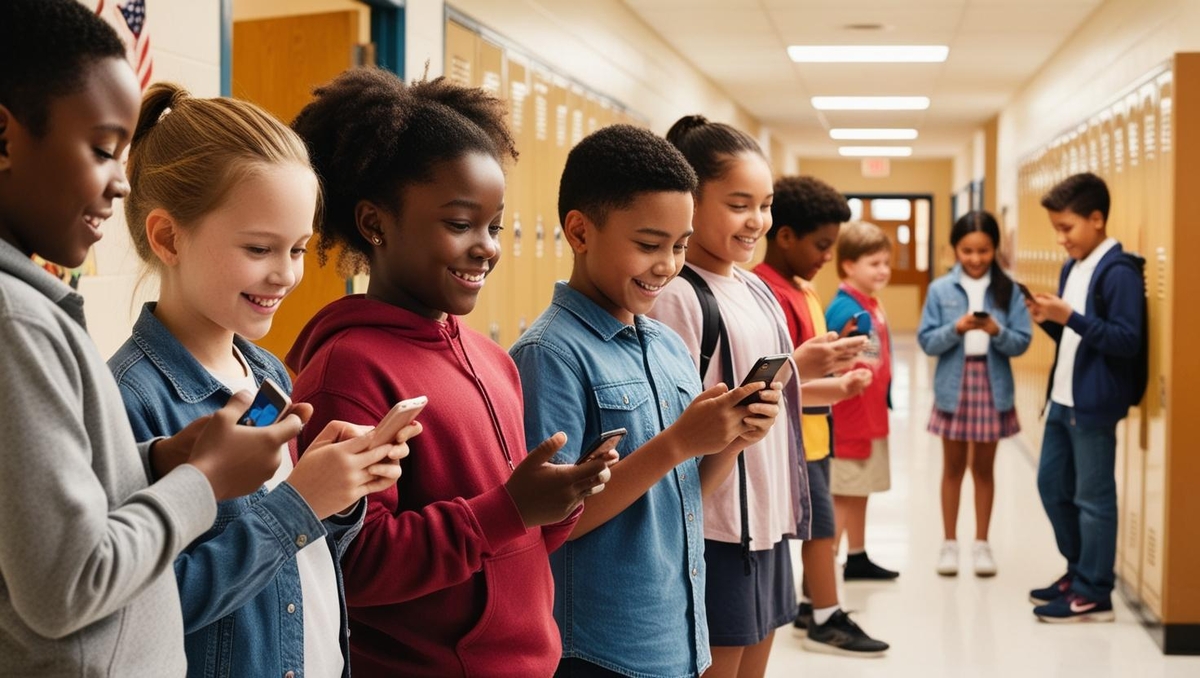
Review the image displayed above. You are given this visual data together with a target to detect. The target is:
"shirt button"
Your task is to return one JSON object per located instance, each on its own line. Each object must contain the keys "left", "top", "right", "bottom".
{"left": 623, "top": 395, "right": 629, "bottom": 404}
{"left": 688, "top": 512, "right": 695, "bottom": 522}
{"left": 691, "top": 568, "right": 698, "bottom": 577}
{"left": 681, "top": 474, "right": 687, "bottom": 481}
{"left": 661, "top": 399, "right": 668, "bottom": 408}
{"left": 285, "top": 672, "right": 295, "bottom": 678}
{"left": 295, "top": 534, "right": 307, "bottom": 547}
{"left": 287, "top": 603, "right": 296, "bottom": 614}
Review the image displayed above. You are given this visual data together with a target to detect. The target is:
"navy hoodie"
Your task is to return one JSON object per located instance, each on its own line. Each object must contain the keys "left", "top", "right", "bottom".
{"left": 1040, "top": 242, "right": 1148, "bottom": 427}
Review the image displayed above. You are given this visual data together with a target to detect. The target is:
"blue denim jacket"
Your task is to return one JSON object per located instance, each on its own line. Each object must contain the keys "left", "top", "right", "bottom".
{"left": 108, "top": 303, "right": 364, "bottom": 678}
{"left": 918, "top": 265, "right": 1033, "bottom": 413}
{"left": 511, "top": 284, "right": 709, "bottom": 678}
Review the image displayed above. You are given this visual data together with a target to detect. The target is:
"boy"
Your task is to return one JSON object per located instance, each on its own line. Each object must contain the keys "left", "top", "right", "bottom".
{"left": 754, "top": 176, "right": 887, "bottom": 656}
{"left": 825, "top": 221, "right": 899, "bottom": 581}
{"left": 0, "top": 1, "right": 306, "bottom": 673}
{"left": 1027, "top": 172, "right": 1147, "bottom": 622}
{"left": 510, "top": 124, "right": 783, "bottom": 678}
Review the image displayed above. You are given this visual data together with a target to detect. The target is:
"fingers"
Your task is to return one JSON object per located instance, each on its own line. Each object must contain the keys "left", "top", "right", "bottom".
{"left": 724, "top": 381, "right": 764, "bottom": 405}
{"left": 287, "top": 402, "right": 314, "bottom": 425}
{"left": 394, "top": 420, "right": 423, "bottom": 444}
{"left": 310, "top": 420, "right": 372, "bottom": 450}
{"left": 525, "top": 432, "right": 568, "bottom": 466}
{"left": 692, "top": 383, "right": 732, "bottom": 402}
{"left": 571, "top": 458, "right": 612, "bottom": 495}
{"left": 215, "top": 390, "right": 254, "bottom": 426}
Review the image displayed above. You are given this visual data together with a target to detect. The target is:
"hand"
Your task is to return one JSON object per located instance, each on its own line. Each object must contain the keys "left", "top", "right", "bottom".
{"left": 187, "top": 391, "right": 308, "bottom": 501}
{"left": 288, "top": 419, "right": 416, "bottom": 520}
{"left": 1032, "top": 293, "right": 1072, "bottom": 325}
{"left": 955, "top": 313, "right": 985, "bottom": 334}
{"left": 980, "top": 316, "right": 1001, "bottom": 336}
{"left": 505, "top": 433, "right": 616, "bottom": 528}
{"left": 838, "top": 368, "right": 873, "bottom": 399}
{"left": 737, "top": 382, "right": 783, "bottom": 446}
{"left": 794, "top": 332, "right": 868, "bottom": 379}
{"left": 151, "top": 414, "right": 211, "bottom": 480}
{"left": 670, "top": 382, "right": 773, "bottom": 456}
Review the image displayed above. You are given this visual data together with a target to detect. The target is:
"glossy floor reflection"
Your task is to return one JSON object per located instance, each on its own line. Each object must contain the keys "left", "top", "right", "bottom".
{"left": 766, "top": 335, "right": 1200, "bottom": 678}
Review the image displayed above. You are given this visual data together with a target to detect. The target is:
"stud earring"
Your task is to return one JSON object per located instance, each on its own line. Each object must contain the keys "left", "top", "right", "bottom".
{"left": 372, "top": 236, "right": 382, "bottom": 245}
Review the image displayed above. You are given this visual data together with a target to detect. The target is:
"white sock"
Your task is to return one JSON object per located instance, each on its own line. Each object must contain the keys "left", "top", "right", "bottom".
{"left": 800, "top": 596, "right": 813, "bottom": 605}
{"left": 813, "top": 605, "right": 839, "bottom": 626}
{"left": 848, "top": 548, "right": 866, "bottom": 556}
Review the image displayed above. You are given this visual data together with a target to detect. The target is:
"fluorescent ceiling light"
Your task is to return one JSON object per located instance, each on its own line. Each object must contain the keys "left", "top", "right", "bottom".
{"left": 812, "top": 96, "right": 929, "bottom": 110}
{"left": 830, "top": 128, "right": 918, "bottom": 140}
{"left": 839, "top": 146, "right": 913, "bottom": 157}
{"left": 788, "top": 45, "right": 949, "bottom": 63}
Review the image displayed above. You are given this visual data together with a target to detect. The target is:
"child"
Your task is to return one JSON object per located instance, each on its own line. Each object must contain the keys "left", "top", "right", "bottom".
{"left": 109, "top": 83, "right": 414, "bottom": 678}
{"left": 512, "top": 124, "right": 784, "bottom": 678}
{"left": 1027, "top": 172, "right": 1146, "bottom": 622}
{"left": 649, "top": 115, "right": 811, "bottom": 678}
{"left": 0, "top": 1, "right": 307, "bottom": 673}
{"left": 287, "top": 68, "right": 613, "bottom": 677}
{"left": 825, "top": 221, "right": 898, "bottom": 581}
{"left": 919, "top": 210, "right": 1032, "bottom": 578}
{"left": 755, "top": 175, "right": 888, "bottom": 656}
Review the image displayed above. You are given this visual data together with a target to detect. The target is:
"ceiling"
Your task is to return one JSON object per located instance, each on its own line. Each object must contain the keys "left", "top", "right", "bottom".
{"left": 621, "top": 0, "right": 1105, "bottom": 158}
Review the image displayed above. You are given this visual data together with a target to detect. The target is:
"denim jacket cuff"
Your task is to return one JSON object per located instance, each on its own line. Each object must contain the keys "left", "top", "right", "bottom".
{"left": 252, "top": 481, "right": 327, "bottom": 555}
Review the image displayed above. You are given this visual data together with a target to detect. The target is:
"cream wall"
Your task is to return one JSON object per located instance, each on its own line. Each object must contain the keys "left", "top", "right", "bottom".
{"left": 77, "top": 0, "right": 221, "bottom": 359}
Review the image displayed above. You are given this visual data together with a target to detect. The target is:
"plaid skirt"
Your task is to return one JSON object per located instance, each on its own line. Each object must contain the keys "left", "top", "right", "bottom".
{"left": 927, "top": 356, "right": 1020, "bottom": 442}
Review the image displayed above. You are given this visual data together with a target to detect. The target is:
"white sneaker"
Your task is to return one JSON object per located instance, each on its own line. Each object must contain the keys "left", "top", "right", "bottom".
{"left": 936, "top": 540, "right": 958, "bottom": 576}
{"left": 973, "top": 541, "right": 997, "bottom": 577}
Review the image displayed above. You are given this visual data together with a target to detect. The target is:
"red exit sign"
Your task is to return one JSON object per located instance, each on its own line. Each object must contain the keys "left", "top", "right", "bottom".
{"left": 861, "top": 158, "right": 891, "bottom": 178}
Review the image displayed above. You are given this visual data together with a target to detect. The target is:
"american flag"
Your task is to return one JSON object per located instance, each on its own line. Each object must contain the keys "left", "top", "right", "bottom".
{"left": 95, "top": 0, "right": 154, "bottom": 90}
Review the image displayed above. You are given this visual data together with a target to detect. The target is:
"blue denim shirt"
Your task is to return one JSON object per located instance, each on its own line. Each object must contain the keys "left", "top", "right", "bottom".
{"left": 510, "top": 283, "right": 709, "bottom": 678}
{"left": 918, "top": 265, "right": 1033, "bottom": 413}
{"left": 108, "top": 303, "right": 364, "bottom": 678}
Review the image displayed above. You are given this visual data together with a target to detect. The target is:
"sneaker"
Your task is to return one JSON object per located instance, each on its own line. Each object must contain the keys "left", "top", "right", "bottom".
{"left": 1029, "top": 573, "right": 1072, "bottom": 605}
{"left": 1033, "top": 592, "right": 1115, "bottom": 623}
{"left": 792, "top": 602, "right": 813, "bottom": 634}
{"left": 844, "top": 552, "right": 900, "bottom": 581}
{"left": 972, "top": 541, "right": 997, "bottom": 578}
{"left": 802, "top": 609, "right": 889, "bottom": 657}
{"left": 936, "top": 540, "right": 959, "bottom": 576}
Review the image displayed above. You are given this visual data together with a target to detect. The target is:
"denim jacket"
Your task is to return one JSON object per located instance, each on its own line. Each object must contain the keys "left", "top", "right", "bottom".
{"left": 918, "top": 265, "right": 1033, "bottom": 413}
{"left": 510, "top": 283, "right": 710, "bottom": 678}
{"left": 108, "top": 303, "right": 364, "bottom": 678}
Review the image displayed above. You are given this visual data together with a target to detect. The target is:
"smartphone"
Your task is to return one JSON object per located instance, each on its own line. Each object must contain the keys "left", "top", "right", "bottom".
{"left": 239, "top": 378, "right": 291, "bottom": 427}
{"left": 576, "top": 428, "right": 626, "bottom": 465}
{"left": 973, "top": 310, "right": 990, "bottom": 319}
{"left": 1016, "top": 282, "right": 1035, "bottom": 302}
{"left": 736, "top": 354, "right": 791, "bottom": 407}
{"left": 372, "top": 396, "right": 428, "bottom": 443}
{"left": 848, "top": 310, "right": 873, "bottom": 338}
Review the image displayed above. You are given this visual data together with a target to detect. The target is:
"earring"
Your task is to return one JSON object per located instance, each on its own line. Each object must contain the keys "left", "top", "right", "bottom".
{"left": 372, "top": 236, "right": 382, "bottom": 245}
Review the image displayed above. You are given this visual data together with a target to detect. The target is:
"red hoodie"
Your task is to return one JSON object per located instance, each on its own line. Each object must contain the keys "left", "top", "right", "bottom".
{"left": 287, "top": 295, "right": 576, "bottom": 678}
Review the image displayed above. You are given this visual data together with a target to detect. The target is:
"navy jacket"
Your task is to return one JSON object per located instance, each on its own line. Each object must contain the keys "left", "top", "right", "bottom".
{"left": 1040, "top": 242, "right": 1148, "bottom": 427}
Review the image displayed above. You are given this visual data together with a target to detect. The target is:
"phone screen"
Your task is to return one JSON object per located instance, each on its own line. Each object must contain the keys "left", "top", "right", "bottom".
{"left": 242, "top": 394, "right": 283, "bottom": 427}
{"left": 576, "top": 428, "right": 626, "bottom": 465}
{"left": 736, "top": 354, "right": 790, "bottom": 407}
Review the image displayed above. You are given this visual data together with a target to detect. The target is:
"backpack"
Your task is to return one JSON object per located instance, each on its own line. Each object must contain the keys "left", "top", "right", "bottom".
{"left": 1095, "top": 253, "right": 1150, "bottom": 407}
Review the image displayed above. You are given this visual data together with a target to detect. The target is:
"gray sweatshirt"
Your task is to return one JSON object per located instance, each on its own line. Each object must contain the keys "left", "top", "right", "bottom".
{"left": 0, "top": 240, "right": 216, "bottom": 677}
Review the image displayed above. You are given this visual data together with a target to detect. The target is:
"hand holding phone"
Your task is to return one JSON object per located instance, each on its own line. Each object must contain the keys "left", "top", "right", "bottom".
{"left": 575, "top": 428, "right": 626, "bottom": 465}
{"left": 973, "top": 310, "right": 990, "bottom": 319}
{"left": 736, "top": 354, "right": 791, "bottom": 406}
{"left": 372, "top": 396, "right": 428, "bottom": 444}
{"left": 1016, "top": 282, "right": 1035, "bottom": 303}
{"left": 848, "top": 310, "right": 873, "bottom": 338}
{"left": 239, "top": 378, "right": 291, "bottom": 427}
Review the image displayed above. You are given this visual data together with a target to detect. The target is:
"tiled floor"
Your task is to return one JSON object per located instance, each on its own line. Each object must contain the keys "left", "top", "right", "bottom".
{"left": 765, "top": 335, "right": 1200, "bottom": 678}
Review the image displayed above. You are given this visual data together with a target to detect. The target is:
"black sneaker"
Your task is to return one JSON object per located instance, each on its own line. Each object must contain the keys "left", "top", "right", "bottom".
{"left": 802, "top": 609, "right": 889, "bottom": 657}
{"left": 843, "top": 553, "right": 899, "bottom": 581}
{"left": 1029, "top": 573, "right": 1072, "bottom": 605}
{"left": 791, "top": 602, "right": 813, "bottom": 634}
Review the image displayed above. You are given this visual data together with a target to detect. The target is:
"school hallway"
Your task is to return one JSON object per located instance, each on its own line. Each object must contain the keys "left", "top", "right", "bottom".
{"left": 767, "top": 334, "right": 1200, "bottom": 678}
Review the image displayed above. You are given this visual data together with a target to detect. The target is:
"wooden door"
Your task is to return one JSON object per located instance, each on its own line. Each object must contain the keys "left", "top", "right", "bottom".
{"left": 232, "top": 11, "right": 359, "bottom": 365}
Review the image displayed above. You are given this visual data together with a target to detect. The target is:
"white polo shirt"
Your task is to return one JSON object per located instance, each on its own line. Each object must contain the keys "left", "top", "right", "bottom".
{"left": 1050, "top": 238, "right": 1118, "bottom": 407}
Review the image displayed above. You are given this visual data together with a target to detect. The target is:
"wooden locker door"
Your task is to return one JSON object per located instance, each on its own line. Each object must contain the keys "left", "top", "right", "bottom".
{"left": 555, "top": 85, "right": 586, "bottom": 287}
{"left": 507, "top": 58, "right": 535, "bottom": 346}
{"left": 527, "top": 69, "right": 553, "bottom": 337}
{"left": 1087, "top": 117, "right": 1101, "bottom": 172}
{"left": 232, "top": 11, "right": 358, "bottom": 365}
{"left": 477, "top": 37, "right": 506, "bottom": 343}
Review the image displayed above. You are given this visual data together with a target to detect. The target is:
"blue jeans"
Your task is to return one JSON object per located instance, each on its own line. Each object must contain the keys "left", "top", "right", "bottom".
{"left": 1037, "top": 403, "right": 1118, "bottom": 600}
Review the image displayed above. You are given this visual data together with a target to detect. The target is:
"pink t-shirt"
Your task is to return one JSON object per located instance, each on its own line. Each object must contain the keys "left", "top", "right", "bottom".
{"left": 650, "top": 266, "right": 798, "bottom": 547}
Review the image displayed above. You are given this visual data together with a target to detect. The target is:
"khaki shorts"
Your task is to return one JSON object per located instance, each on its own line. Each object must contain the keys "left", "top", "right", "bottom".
{"left": 830, "top": 438, "right": 891, "bottom": 497}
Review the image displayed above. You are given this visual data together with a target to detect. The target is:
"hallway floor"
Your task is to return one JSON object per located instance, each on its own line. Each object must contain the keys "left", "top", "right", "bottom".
{"left": 766, "top": 335, "right": 1199, "bottom": 678}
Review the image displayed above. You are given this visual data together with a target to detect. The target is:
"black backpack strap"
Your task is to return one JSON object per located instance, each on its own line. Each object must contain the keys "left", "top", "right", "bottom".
{"left": 678, "top": 266, "right": 753, "bottom": 574}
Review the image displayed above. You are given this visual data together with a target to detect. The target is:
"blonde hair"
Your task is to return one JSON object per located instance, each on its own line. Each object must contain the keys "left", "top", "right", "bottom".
{"left": 124, "top": 82, "right": 318, "bottom": 268}
{"left": 836, "top": 221, "right": 892, "bottom": 278}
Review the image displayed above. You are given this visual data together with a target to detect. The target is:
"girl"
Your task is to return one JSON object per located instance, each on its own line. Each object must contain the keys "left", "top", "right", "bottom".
{"left": 286, "top": 68, "right": 613, "bottom": 678}
{"left": 918, "top": 210, "right": 1032, "bottom": 577}
{"left": 649, "top": 115, "right": 809, "bottom": 678}
{"left": 109, "top": 83, "right": 415, "bottom": 678}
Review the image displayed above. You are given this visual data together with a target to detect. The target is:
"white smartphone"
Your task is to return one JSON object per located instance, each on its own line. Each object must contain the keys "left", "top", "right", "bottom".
{"left": 372, "top": 396, "right": 428, "bottom": 443}
{"left": 239, "top": 378, "right": 291, "bottom": 427}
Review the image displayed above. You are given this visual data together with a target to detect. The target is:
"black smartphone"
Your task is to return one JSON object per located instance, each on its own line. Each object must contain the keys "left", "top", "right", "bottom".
{"left": 239, "top": 378, "right": 291, "bottom": 427}
{"left": 736, "top": 354, "right": 791, "bottom": 407}
{"left": 1016, "top": 282, "right": 1035, "bottom": 302}
{"left": 576, "top": 428, "right": 626, "bottom": 465}
{"left": 973, "top": 311, "right": 990, "bottom": 319}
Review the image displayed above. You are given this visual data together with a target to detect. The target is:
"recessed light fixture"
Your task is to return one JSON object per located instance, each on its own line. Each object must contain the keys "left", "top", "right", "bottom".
{"left": 788, "top": 45, "right": 948, "bottom": 63}
{"left": 839, "top": 146, "right": 913, "bottom": 157}
{"left": 812, "top": 96, "right": 930, "bottom": 111}
{"left": 831, "top": 128, "right": 919, "bottom": 140}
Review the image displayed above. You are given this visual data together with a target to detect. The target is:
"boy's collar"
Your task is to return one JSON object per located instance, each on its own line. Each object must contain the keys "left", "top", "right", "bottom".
{"left": 0, "top": 239, "right": 85, "bottom": 325}
{"left": 552, "top": 282, "right": 657, "bottom": 341}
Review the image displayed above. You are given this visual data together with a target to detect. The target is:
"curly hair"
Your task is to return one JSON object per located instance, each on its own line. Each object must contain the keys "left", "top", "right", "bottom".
{"left": 664, "top": 114, "right": 765, "bottom": 190}
{"left": 768, "top": 176, "right": 850, "bottom": 240}
{"left": 0, "top": 0, "right": 126, "bottom": 137}
{"left": 558, "top": 124, "right": 697, "bottom": 225}
{"left": 291, "top": 68, "right": 518, "bottom": 274}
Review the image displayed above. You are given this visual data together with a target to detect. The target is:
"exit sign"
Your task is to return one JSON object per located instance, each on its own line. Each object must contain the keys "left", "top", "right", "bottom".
{"left": 861, "top": 158, "right": 891, "bottom": 178}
